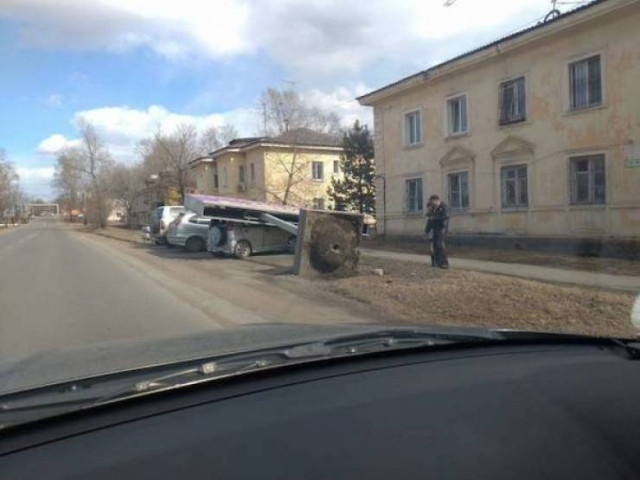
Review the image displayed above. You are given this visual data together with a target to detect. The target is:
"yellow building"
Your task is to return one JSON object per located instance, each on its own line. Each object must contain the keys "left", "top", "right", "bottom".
{"left": 358, "top": 0, "right": 640, "bottom": 241}
{"left": 189, "top": 128, "right": 343, "bottom": 209}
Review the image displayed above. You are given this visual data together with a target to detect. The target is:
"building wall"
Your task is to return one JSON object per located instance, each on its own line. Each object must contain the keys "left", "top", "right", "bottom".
{"left": 193, "top": 161, "right": 216, "bottom": 194}
{"left": 371, "top": 2, "right": 640, "bottom": 238}
{"left": 263, "top": 148, "right": 341, "bottom": 208}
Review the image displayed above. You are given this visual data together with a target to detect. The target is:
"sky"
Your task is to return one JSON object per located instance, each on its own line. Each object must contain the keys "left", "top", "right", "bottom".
{"left": 0, "top": 0, "right": 585, "bottom": 200}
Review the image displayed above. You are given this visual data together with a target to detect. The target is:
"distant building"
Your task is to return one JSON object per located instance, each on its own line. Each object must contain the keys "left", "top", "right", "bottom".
{"left": 358, "top": 0, "right": 640, "bottom": 240}
{"left": 189, "top": 128, "right": 343, "bottom": 210}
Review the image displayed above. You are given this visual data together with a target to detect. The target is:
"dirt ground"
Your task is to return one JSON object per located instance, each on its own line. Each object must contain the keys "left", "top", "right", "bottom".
{"left": 363, "top": 237, "right": 640, "bottom": 276}
{"left": 90, "top": 224, "right": 639, "bottom": 338}
{"left": 322, "top": 256, "right": 638, "bottom": 338}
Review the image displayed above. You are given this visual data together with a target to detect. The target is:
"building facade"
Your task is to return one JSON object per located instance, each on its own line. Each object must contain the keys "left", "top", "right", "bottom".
{"left": 358, "top": 0, "right": 640, "bottom": 240}
{"left": 190, "top": 128, "right": 343, "bottom": 209}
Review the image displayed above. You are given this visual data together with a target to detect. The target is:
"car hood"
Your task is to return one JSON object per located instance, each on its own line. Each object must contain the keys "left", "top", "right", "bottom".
{"left": 0, "top": 323, "right": 472, "bottom": 395}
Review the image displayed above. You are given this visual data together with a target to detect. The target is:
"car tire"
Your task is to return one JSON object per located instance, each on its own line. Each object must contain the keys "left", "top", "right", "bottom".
{"left": 233, "top": 240, "right": 252, "bottom": 259}
{"left": 185, "top": 236, "right": 205, "bottom": 253}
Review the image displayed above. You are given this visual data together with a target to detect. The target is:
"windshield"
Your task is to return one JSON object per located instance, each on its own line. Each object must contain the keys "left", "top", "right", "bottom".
{"left": 0, "top": 0, "right": 638, "bottom": 401}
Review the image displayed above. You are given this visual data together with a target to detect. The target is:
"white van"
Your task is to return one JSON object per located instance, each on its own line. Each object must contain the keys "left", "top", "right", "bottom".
{"left": 150, "top": 206, "right": 185, "bottom": 244}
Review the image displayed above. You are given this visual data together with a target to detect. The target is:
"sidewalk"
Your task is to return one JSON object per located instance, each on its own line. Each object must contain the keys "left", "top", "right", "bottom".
{"left": 361, "top": 249, "right": 640, "bottom": 293}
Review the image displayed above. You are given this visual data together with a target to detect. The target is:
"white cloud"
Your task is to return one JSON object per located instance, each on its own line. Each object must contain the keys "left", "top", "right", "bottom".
{"left": 36, "top": 134, "right": 79, "bottom": 154}
{"left": 34, "top": 104, "right": 258, "bottom": 163}
{"left": 17, "top": 166, "right": 55, "bottom": 182}
{"left": 36, "top": 84, "right": 370, "bottom": 163}
{"left": 46, "top": 93, "right": 63, "bottom": 107}
{"left": 16, "top": 166, "right": 56, "bottom": 200}
{"left": 0, "top": 0, "right": 579, "bottom": 73}
{"left": 302, "top": 84, "right": 372, "bottom": 128}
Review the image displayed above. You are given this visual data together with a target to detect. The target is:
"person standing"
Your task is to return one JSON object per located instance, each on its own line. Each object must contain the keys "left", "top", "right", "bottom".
{"left": 424, "top": 195, "right": 450, "bottom": 269}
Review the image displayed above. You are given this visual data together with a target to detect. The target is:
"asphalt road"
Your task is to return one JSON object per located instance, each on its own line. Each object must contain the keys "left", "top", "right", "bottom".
{"left": 0, "top": 219, "right": 222, "bottom": 359}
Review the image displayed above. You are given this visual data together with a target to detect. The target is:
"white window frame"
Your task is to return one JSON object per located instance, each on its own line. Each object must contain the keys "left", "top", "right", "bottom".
{"left": 333, "top": 160, "right": 340, "bottom": 175}
{"left": 569, "top": 154, "right": 606, "bottom": 205}
{"left": 403, "top": 108, "right": 422, "bottom": 146}
{"left": 566, "top": 52, "right": 605, "bottom": 112}
{"left": 249, "top": 163, "right": 256, "bottom": 184}
{"left": 500, "top": 164, "right": 528, "bottom": 208}
{"left": 312, "top": 161, "right": 324, "bottom": 181}
{"left": 567, "top": 52, "right": 604, "bottom": 112}
{"left": 404, "top": 178, "right": 423, "bottom": 214}
{"left": 446, "top": 170, "right": 470, "bottom": 210}
{"left": 238, "top": 165, "right": 246, "bottom": 184}
{"left": 445, "top": 93, "right": 469, "bottom": 136}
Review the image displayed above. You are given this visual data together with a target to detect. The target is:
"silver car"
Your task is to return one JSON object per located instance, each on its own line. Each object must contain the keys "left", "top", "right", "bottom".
{"left": 208, "top": 220, "right": 296, "bottom": 258}
{"left": 150, "top": 206, "right": 185, "bottom": 244}
{"left": 166, "top": 212, "right": 210, "bottom": 252}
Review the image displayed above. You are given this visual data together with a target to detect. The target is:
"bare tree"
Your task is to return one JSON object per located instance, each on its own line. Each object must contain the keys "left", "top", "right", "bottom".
{"left": 53, "top": 147, "right": 84, "bottom": 214}
{"left": 52, "top": 121, "right": 113, "bottom": 227}
{"left": 257, "top": 87, "right": 341, "bottom": 137}
{"left": 140, "top": 123, "right": 199, "bottom": 203}
{"left": 0, "top": 148, "right": 21, "bottom": 224}
{"left": 108, "top": 163, "right": 146, "bottom": 228}
{"left": 199, "top": 124, "right": 238, "bottom": 154}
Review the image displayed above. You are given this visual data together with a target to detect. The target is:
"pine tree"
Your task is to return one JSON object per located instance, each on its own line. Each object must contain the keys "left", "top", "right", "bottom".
{"left": 327, "top": 120, "right": 375, "bottom": 214}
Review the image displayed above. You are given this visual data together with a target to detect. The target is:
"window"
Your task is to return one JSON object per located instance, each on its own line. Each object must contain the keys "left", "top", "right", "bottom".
{"left": 447, "top": 95, "right": 468, "bottom": 135}
{"left": 448, "top": 171, "right": 469, "bottom": 209}
{"left": 222, "top": 166, "right": 228, "bottom": 187}
{"left": 570, "top": 154, "right": 605, "bottom": 204}
{"left": 499, "top": 77, "right": 526, "bottom": 125}
{"left": 312, "top": 161, "right": 324, "bottom": 181}
{"left": 569, "top": 55, "right": 602, "bottom": 110}
{"left": 501, "top": 165, "right": 528, "bottom": 208}
{"left": 404, "top": 110, "right": 422, "bottom": 145}
{"left": 404, "top": 178, "right": 423, "bottom": 213}
{"left": 213, "top": 167, "right": 219, "bottom": 189}
{"left": 333, "top": 160, "right": 340, "bottom": 174}
{"left": 238, "top": 165, "right": 246, "bottom": 184}
{"left": 250, "top": 163, "right": 255, "bottom": 184}
{"left": 312, "top": 198, "right": 325, "bottom": 210}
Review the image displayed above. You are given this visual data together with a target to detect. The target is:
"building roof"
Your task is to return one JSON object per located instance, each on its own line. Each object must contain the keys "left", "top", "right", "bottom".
{"left": 189, "top": 128, "right": 342, "bottom": 167}
{"left": 269, "top": 128, "right": 342, "bottom": 147}
{"left": 357, "top": 0, "right": 613, "bottom": 105}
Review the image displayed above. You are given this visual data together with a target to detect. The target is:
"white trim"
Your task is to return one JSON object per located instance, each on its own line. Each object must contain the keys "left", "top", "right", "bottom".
{"left": 564, "top": 50, "right": 606, "bottom": 113}
{"left": 444, "top": 93, "right": 469, "bottom": 137}
{"left": 444, "top": 169, "right": 471, "bottom": 210}
{"left": 402, "top": 107, "right": 423, "bottom": 147}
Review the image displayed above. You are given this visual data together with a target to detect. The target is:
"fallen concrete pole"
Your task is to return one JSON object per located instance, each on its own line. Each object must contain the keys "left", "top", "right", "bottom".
{"left": 293, "top": 210, "right": 363, "bottom": 277}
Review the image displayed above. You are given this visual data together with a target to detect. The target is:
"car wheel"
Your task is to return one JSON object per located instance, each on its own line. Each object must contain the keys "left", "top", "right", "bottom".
{"left": 185, "top": 236, "right": 205, "bottom": 253}
{"left": 233, "top": 240, "right": 252, "bottom": 259}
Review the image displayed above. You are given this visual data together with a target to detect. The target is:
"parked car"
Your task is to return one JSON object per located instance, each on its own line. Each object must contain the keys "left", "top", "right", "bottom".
{"left": 166, "top": 212, "right": 210, "bottom": 252}
{"left": 208, "top": 219, "right": 296, "bottom": 258}
{"left": 150, "top": 206, "right": 184, "bottom": 244}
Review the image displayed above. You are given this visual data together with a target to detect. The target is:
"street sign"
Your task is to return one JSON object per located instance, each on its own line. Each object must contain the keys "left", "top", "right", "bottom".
{"left": 625, "top": 158, "right": 640, "bottom": 168}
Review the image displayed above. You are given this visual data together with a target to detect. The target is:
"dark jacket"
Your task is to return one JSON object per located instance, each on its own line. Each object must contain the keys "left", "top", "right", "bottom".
{"left": 425, "top": 203, "right": 449, "bottom": 235}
